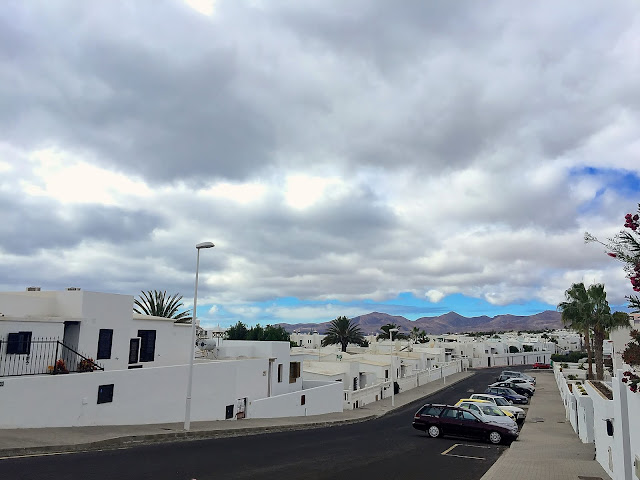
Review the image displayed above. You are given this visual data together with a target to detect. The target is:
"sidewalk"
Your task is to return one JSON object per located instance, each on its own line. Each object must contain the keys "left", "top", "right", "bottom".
{"left": 0, "top": 371, "right": 473, "bottom": 458}
{"left": 480, "top": 369, "right": 611, "bottom": 480}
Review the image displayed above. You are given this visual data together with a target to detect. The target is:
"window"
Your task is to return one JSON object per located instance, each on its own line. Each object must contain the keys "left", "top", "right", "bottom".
{"left": 97, "top": 329, "right": 113, "bottom": 360}
{"left": 6, "top": 332, "right": 32, "bottom": 355}
{"left": 418, "top": 405, "right": 444, "bottom": 417}
{"left": 128, "top": 338, "right": 140, "bottom": 364}
{"left": 301, "top": 395, "right": 306, "bottom": 406}
{"left": 461, "top": 410, "right": 476, "bottom": 421}
{"left": 441, "top": 408, "right": 458, "bottom": 419}
{"left": 289, "top": 362, "right": 301, "bottom": 383}
{"left": 385, "top": 369, "right": 389, "bottom": 379}
{"left": 137, "top": 330, "right": 156, "bottom": 362}
{"left": 225, "top": 405, "right": 234, "bottom": 419}
{"left": 465, "top": 404, "right": 480, "bottom": 414}
{"left": 277, "top": 364, "right": 283, "bottom": 383}
{"left": 97, "top": 384, "right": 114, "bottom": 404}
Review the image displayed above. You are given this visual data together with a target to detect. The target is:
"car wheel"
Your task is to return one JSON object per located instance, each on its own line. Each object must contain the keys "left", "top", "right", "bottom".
{"left": 489, "top": 431, "right": 502, "bottom": 444}
{"left": 428, "top": 425, "right": 441, "bottom": 438}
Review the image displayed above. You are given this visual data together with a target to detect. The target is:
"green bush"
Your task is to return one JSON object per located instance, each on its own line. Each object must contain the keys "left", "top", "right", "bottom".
{"left": 551, "top": 351, "right": 587, "bottom": 363}
{"left": 567, "top": 374, "right": 578, "bottom": 380}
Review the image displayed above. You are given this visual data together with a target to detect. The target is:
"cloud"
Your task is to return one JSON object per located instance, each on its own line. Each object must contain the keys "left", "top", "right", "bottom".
{"left": 425, "top": 290, "right": 445, "bottom": 303}
{"left": 1, "top": 0, "right": 639, "bottom": 323}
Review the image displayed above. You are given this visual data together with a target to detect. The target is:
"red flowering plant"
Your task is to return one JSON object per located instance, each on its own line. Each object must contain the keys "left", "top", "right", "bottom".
{"left": 585, "top": 203, "right": 640, "bottom": 392}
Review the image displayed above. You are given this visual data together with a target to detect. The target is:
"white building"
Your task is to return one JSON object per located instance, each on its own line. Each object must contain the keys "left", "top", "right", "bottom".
{"left": 0, "top": 289, "right": 342, "bottom": 428}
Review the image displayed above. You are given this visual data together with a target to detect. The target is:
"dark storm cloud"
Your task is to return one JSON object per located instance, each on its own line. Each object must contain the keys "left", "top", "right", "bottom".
{"left": 0, "top": 194, "right": 164, "bottom": 254}
{"left": 2, "top": 0, "right": 636, "bottom": 187}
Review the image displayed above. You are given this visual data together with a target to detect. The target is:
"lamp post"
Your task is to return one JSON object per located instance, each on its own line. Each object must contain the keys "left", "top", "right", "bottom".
{"left": 389, "top": 328, "right": 399, "bottom": 407}
{"left": 184, "top": 241, "right": 215, "bottom": 431}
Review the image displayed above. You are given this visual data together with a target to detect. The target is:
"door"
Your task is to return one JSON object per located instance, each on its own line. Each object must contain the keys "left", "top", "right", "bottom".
{"left": 439, "top": 408, "right": 461, "bottom": 436}
{"left": 129, "top": 338, "right": 140, "bottom": 364}
{"left": 268, "top": 359, "right": 274, "bottom": 397}
{"left": 458, "top": 410, "right": 484, "bottom": 439}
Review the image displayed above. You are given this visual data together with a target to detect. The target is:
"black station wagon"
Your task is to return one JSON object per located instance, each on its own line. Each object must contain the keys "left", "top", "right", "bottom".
{"left": 412, "top": 404, "right": 519, "bottom": 445}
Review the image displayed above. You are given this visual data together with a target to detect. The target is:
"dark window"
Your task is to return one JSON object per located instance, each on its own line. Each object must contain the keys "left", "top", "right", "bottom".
{"left": 128, "top": 338, "right": 140, "bottom": 364}
{"left": 461, "top": 410, "right": 476, "bottom": 421}
{"left": 225, "top": 404, "right": 234, "bottom": 419}
{"left": 301, "top": 395, "right": 306, "bottom": 406}
{"left": 97, "top": 384, "right": 114, "bottom": 404}
{"left": 441, "top": 408, "right": 458, "bottom": 419}
{"left": 97, "top": 329, "right": 113, "bottom": 360}
{"left": 289, "top": 362, "right": 301, "bottom": 383}
{"left": 137, "top": 330, "right": 156, "bottom": 362}
{"left": 277, "top": 364, "right": 283, "bottom": 383}
{"left": 6, "top": 332, "right": 32, "bottom": 355}
{"left": 419, "top": 405, "right": 444, "bottom": 416}
{"left": 385, "top": 369, "right": 389, "bottom": 378}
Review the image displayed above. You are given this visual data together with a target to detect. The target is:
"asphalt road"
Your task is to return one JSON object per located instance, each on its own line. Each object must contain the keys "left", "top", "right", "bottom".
{"left": 0, "top": 366, "right": 529, "bottom": 480}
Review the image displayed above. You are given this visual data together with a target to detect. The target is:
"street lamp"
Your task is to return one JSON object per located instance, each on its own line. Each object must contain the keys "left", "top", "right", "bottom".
{"left": 184, "top": 241, "right": 215, "bottom": 431}
{"left": 389, "top": 328, "right": 399, "bottom": 407}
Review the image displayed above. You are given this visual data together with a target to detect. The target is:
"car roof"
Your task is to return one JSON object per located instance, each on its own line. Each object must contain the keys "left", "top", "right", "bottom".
{"left": 456, "top": 398, "right": 491, "bottom": 404}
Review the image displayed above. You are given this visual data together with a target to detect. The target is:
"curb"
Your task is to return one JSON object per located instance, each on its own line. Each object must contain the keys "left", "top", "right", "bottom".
{"left": 0, "top": 371, "right": 474, "bottom": 459}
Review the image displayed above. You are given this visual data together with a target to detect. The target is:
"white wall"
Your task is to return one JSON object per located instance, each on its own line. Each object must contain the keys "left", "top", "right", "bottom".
{"left": 584, "top": 380, "right": 615, "bottom": 478}
{"left": 0, "top": 358, "right": 275, "bottom": 428}
{"left": 249, "top": 381, "right": 343, "bottom": 418}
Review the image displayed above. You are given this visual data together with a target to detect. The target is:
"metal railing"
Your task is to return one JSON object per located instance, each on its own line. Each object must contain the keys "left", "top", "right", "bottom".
{"left": 0, "top": 338, "right": 104, "bottom": 377}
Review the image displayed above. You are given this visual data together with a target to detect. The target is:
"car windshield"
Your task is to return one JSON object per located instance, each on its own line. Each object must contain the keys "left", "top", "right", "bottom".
{"left": 504, "top": 388, "right": 518, "bottom": 395}
{"left": 480, "top": 405, "right": 505, "bottom": 416}
{"left": 493, "top": 397, "right": 509, "bottom": 406}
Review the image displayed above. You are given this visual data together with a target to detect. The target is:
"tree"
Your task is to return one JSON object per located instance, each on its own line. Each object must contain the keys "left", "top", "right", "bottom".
{"left": 226, "top": 321, "right": 249, "bottom": 340}
{"left": 585, "top": 204, "right": 640, "bottom": 313}
{"left": 378, "top": 323, "right": 407, "bottom": 340}
{"left": 558, "top": 283, "right": 594, "bottom": 379}
{"left": 134, "top": 290, "right": 191, "bottom": 323}
{"left": 509, "top": 346, "right": 519, "bottom": 353}
{"left": 558, "top": 282, "right": 629, "bottom": 380}
{"left": 321, "top": 316, "right": 365, "bottom": 352}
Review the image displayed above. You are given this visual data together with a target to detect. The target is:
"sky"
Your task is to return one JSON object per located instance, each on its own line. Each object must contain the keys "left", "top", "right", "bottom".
{"left": 1, "top": 1, "right": 639, "bottom": 329}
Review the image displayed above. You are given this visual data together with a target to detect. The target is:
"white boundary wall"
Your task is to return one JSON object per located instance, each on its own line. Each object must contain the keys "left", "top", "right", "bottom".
{"left": 343, "top": 361, "right": 461, "bottom": 410}
{"left": 0, "top": 358, "right": 340, "bottom": 428}
{"left": 250, "top": 381, "right": 343, "bottom": 418}
{"left": 556, "top": 364, "right": 640, "bottom": 480}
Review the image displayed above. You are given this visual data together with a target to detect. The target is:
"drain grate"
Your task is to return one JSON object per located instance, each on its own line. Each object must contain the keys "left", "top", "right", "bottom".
{"left": 527, "top": 417, "right": 544, "bottom": 423}
{"left": 577, "top": 476, "right": 603, "bottom": 480}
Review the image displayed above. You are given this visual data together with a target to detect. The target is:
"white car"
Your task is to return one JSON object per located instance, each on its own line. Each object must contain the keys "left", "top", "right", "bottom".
{"left": 505, "top": 377, "right": 536, "bottom": 393}
{"left": 470, "top": 393, "right": 527, "bottom": 425}
{"left": 456, "top": 401, "right": 518, "bottom": 430}
{"left": 489, "top": 380, "right": 535, "bottom": 397}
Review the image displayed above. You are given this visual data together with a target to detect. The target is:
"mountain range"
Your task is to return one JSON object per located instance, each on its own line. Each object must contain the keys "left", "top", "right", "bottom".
{"left": 279, "top": 310, "right": 563, "bottom": 335}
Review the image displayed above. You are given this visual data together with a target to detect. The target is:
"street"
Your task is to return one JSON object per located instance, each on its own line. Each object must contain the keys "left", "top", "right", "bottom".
{"left": 0, "top": 367, "right": 524, "bottom": 480}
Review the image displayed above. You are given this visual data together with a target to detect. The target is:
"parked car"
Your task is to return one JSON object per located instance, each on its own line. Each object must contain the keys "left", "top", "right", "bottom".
{"left": 412, "top": 404, "right": 519, "bottom": 445}
{"left": 490, "top": 381, "right": 534, "bottom": 397}
{"left": 454, "top": 400, "right": 518, "bottom": 430}
{"left": 498, "top": 370, "right": 536, "bottom": 385}
{"left": 501, "top": 377, "right": 535, "bottom": 394}
{"left": 469, "top": 393, "right": 526, "bottom": 425}
{"left": 532, "top": 362, "right": 551, "bottom": 369}
{"left": 485, "top": 386, "right": 529, "bottom": 404}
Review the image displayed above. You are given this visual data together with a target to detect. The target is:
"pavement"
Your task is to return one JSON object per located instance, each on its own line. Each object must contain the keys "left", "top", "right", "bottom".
{"left": 480, "top": 369, "right": 612, "bottom": 480}
{"left": 0, "top": 369, "right": 613, "bottom": 480}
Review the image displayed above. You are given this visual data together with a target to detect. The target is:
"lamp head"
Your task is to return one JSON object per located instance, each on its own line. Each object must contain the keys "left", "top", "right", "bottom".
{"left": 196, "top": 242, "right": 215, "bottom": 249}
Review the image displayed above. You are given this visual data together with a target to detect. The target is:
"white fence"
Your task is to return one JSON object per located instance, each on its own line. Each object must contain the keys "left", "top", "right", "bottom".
{"left": 555, "top": 363, "right": 640, "bottom": 480}
{"left": 250, "top": 381, "right": 343, "bottom": 418}
{"left": 343, "top": 360, "right": 462, "bottom": 410}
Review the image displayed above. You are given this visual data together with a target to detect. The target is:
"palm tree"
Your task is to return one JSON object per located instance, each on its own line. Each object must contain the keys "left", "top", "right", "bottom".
{"left": 558, "top": 283, "right": 594, "bottom": 379}
{"left": 321, "top": 316, "right": 365, "bottom": 352}
{"left": 588, "top": 284, "right": 630, "bottom": 379}
{"left": 134, "top": 290, "right": 192, "bottom": 323}
{"left": 410, "top": 326, "right": 421, "bottom": 342}
{"left": 378, "top": 323, "right": 407, "bottom": 340}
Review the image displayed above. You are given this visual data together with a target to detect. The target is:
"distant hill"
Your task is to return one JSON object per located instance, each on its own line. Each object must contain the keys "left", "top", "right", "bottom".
{"left": 278, "top": 310, "right": 562, "bottom": 335}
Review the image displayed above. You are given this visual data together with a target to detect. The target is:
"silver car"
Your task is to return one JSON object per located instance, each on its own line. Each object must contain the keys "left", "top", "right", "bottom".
{"left": 457, "top": 401, "right": 519, "bottom": 431}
